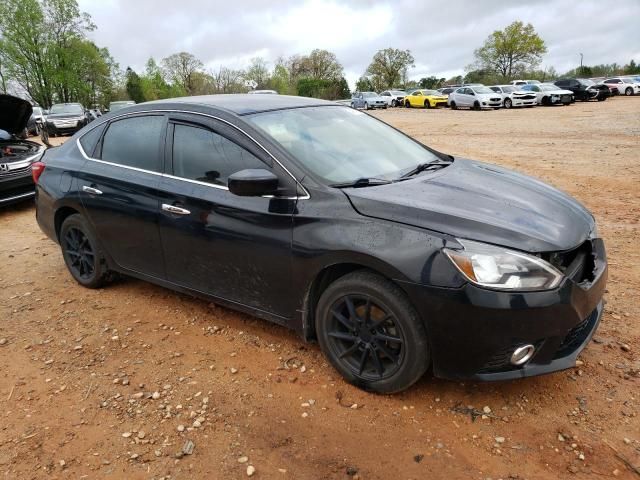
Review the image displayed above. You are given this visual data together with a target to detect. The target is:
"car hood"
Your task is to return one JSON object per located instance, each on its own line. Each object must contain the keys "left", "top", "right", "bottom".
{"left": 0, "top": 94, "right": 33, "bottom": 135}
{"left": 344, "top": 158, "right": 594, "bottom": 253}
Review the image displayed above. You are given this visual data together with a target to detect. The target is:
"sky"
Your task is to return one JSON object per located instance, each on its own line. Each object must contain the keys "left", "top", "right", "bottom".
{"left": 78, "top": 0, "right": 640, "bottom": 88}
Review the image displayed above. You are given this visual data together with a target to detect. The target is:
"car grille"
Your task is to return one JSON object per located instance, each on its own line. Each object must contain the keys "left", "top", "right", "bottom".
{"left": 0, "top": 163, "right": 32, "bottom": 179}
{"left": 519, "top": 94, "right": 536, "bottom": 100}
{"left": 560, "top": 94, "right": 572, "bottom": 102}
{"left": 544, "top": 240, "right": 596, "bottom": 284}
{"left": 554, "top": 309, "right": 599, "bottom": 358}
{"left": 490, "top": 97, "right": 501, "bottom": 102}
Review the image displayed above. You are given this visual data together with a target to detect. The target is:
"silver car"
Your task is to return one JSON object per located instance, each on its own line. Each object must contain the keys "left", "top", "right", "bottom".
{"left": 351, "top": 92, "right": 387, "bottom": 110}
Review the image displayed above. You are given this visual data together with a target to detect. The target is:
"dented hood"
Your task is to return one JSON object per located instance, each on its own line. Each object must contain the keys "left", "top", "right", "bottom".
{"left": 344, "top": 159, "right": 595, "bottom": 253}
{"left": 0, "top": 94, "right": 33, "bottom": 135}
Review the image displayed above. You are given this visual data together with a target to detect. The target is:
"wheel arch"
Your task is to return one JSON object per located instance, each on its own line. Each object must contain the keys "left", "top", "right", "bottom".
{"left": 300, "top": 260, "right": 413, "bottom": 342}
{"left": 54, "top": 206, "right": 81, "bottom": 242}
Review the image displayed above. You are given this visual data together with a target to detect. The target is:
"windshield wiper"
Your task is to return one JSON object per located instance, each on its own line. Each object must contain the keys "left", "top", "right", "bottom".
{"left": 330, "top": 177, "right": 393, "bottom": 188}
{"left": 398, "top": 159, "right": 452, "bottom": 179}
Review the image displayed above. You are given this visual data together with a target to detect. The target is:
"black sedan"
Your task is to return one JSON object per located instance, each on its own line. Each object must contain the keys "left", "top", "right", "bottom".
{"left": 33, "top": 95, "right": 607, "bottom": 393}
{"left": 44, "top": 103, "right": 90, "bottom": 136}
{"left": 0, "top": 94, "right": 46, "bottom": 205}
{"left": 554, "top": 78, "right": 611, "bottom": 101}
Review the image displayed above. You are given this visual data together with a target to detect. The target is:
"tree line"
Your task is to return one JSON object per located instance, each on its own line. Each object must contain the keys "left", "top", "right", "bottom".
{"left": 1, "top": 1, "right": 638, "bottom": 108}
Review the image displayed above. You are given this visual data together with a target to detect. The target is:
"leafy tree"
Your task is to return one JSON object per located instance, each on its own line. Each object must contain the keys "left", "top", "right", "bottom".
{"left": 125, "top": 67, "right": 145, "bottom": 103}
{"left": 161, "top": 52, "right": 203, "bottom": 95}
{"left": 355, "top": 76, "right": 373, "bottom": 92}
{"left": 244, "top": 57, "right": 270, "bottom": 89}
{"left": 337, "top": 77, "right": 350, "bottom": 98}
{"left": 301, "top": 49, "right": 343, "bottom": 80}
{"left": 267, "top": 62, "right": 293, "bottom": 94}
{"left": 624, "top": 59, "right": 640, "bottom": 74}
{"left": 296, "top": 77, "right": 348, "bottom": 100}
{"left": 212, "top": 66, "right": 245, "bottom": 93}
{"left": 472, "top": 21, "right": 547, "bottom": 79}
{"left": 418, "top": 76, "right": 445, "bottom": 89}
{"left": 366, "top": 48, "right": 415, "bottom": 89}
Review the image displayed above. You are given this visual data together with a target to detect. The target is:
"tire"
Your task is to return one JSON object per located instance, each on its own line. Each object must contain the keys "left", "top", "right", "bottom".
{"left": 541, "top": 96, "right": 549, "bottom": 106}
{"left": 391, "top": 99, "right": 397, "bottom": 107}
{"left": 364, "top": 102, "right": 369, "bottom": 110}
{"left": 383, "top": 105, "right": 387, "bottom": 109}
{"left": 423, "top": 100, "right": 430, "bottom": 109}
{"left": 315, "top": 270, "right": 430, "bottom": 393}
{"left": 473, "top": 101, "right": 481, "bottom": 111}
{"left": 450, "top": 101, "right": 456, "bottom": 110}
{"left": 504, "top": 98, "right": 512, "bottom": 109}
{"left": 625, "top": 87, "right": 633, "bottom": 96}
{"left": 404, "top": 100, "right": 411, "bottom": 108}
{"left": 60, "top": 214, "right": 109, "bottom": 289}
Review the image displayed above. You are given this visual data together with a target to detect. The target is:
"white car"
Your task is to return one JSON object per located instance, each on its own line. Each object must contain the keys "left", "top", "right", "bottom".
{"left": 488, "top": 85, "right": 537, "bottom": 108}
{"left": 601, "top": 78, "right": 640, "bottom": 96}
{"left": 519, "top": 84, "right": 574, "bottom": 105}
{"left": 247, "top": 90, "right": 278, "bottom": 95}
{"left": 447, "top": 86, "right": 502, "bottom": 110}
{"left": 379, "top": 90, "right": 406, "bottom": 107}
{"left": 510, "top": 79, "right": 541, "bottom": 87}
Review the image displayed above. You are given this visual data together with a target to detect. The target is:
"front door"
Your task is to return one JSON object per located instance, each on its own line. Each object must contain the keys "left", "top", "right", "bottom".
{"left": 157, "top": 114, "right": 297, "bottom": 319}
{"left": 78, "top": 114, "right": 167, "bottom": 278}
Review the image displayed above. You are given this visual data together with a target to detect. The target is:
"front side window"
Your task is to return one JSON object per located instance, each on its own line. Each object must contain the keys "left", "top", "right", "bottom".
{"left": 247, "top": 106, "right": 441, "bottom": 185}
{"left": 101, "top": 115, "right": 164, "bottom": 171}
{"left": 172, "top": 124, "right": 266, "bottom": 187}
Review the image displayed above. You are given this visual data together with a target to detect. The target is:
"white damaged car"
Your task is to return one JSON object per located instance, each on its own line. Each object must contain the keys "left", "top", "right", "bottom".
{"left": 488, "top": 85, "right": 537, "bottom": 109}
{"left": 519, "top": 83, "right": 574, "bottom": 106}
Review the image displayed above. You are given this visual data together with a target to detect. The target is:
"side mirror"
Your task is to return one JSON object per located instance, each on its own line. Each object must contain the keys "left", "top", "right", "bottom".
{"left": 228, "top": 169, "right": 279, "bottom": 197}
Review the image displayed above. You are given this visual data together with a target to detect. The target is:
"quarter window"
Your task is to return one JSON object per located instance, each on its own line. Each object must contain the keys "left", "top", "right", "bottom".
{"left": 172, "top": 124, "right": 266, "bottom": 187}
{"left": 101, "top": 116, "right": 164, "bottom": 171}
{"left": 79, "top": 123, "right": 106, "bottom": 157}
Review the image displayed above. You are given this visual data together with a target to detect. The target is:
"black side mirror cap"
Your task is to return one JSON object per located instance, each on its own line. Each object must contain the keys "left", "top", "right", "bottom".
{"left": 228, "top": 169, "right": 279, "bottom": 197}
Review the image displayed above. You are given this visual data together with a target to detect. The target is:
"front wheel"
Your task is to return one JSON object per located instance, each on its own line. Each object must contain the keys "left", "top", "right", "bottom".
{"left": 450, "top": 101, "right": 457, "bottom": 110}
{"left": 404, "top": 100, "right": 411, "bottom": 108}
{"left": 423, "top": 100, "right": 431, "bottom": 109}
{"left": 504, "top": 98, "right": 512, "bottom": 109}
{"left": 316, "top": 270, "right": 430, "bottom": 393}
{"left": 391, "top": 99, "right": 397, "bottom": 107}
{"left": 60, "top": 214, "right": 109, "bottom": 289}
{"left": 625, "top": 87, "right": 633, "bottom": 96}
{"left": 364, "top": 102, "right": 369, "bottom": 110}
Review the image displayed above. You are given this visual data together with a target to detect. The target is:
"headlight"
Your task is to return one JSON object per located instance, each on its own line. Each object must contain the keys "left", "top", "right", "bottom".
{"left": 444, "top": 239, "right": 563, "bottom": 291}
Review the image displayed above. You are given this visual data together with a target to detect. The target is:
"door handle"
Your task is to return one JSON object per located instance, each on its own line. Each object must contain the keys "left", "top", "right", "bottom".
{"left": 82, "top": 185, "right": 103, "bottom": 195}
{"left": 162, "top": 203, "right": 190, "bottom": 215}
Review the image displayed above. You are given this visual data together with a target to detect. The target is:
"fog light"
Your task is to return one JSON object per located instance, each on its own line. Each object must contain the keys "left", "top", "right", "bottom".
{"left": 510, "top": 344, "right": 535, "bottom": 365}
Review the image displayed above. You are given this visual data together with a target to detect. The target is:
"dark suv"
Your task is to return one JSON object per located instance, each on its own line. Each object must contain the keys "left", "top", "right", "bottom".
{"left": 554, "top": 78, "right": 611, "bottom": 101}
{"left": 45, "top": 103, "right": 90, "bottom": 136}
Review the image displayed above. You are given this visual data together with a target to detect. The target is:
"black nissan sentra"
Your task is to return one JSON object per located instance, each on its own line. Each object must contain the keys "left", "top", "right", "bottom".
{"left": 34, "top": 95, "right": 607, "bottom": 393}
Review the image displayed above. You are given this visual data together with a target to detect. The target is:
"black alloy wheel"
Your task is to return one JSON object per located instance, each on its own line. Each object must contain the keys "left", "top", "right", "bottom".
{"left": 450, "top": 101, "right": 457, "bottom": 110}
{"left": 316, "top": 271, "right": 430, "bottom": 393}
{"left": 60, "top": 214, "right": 108, "bottom": 288}
{"left": 405, "top": 100, "right": 411, "bottom": 108}
{"left": 424, "top": 99, "right": 431, "bottom": 109}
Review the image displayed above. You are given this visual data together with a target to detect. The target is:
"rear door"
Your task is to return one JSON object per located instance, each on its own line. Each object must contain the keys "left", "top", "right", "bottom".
{"left": 77, "top": 114, "right": 167, "bottom": 278}
{"left": 157, "top": 113, "right": 298, "bottom": 319}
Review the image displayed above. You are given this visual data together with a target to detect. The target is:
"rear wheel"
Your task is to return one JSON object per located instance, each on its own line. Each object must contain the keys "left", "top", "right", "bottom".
{"left": 316, "top": 271, "right": 430, "bottom": 393}
{"left": 60, "top": 214, "right": 109, "bottom": 289}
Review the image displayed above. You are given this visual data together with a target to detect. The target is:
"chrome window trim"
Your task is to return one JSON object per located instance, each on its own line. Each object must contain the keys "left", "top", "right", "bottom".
{"left": 76, "top": 109, "right": 310, "bottom": 199}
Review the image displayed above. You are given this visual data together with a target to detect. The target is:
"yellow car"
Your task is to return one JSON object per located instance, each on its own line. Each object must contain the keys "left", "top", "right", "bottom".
{"left": 404, "top": 89, "right": 449, "bottom": 108}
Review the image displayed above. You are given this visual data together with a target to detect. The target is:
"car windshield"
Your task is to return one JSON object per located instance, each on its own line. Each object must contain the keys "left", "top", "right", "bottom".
{"left": 473, "top": 87, "right": 494, "bottom": 94}
{"left": 578, "top": 78, "right": 595, "bottom": 86}
{"left": 390, "top": 90, "right": 405, "bottom": 95}
{"left": 501, "top": 86, "right": 517, "bottom": 93}
{"left": 247, "top": 106, "right": 441, "bottom": 184}
{"left": 422, "top": 90, "right": 438, "bottom": 95}
{"left": 50, "top": 104, "right": 83, "bottom": 114}
{"left": 32, "top": 107, "right": 43, "bottom": 115}
{"left": 362, "top": 92, "right": 377, "bottom": 98}
{"left": 541, "top": 85, "right": 557, "bottom": 91}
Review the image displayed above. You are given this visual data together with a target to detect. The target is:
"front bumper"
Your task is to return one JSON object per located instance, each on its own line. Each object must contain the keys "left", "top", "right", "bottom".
{"left": 0, "top": 166, "right": 35, "bottom": 206}
{"left": 46, "top": 120, "right": 83, "bottom": 135}
{"left": 400, "top": 238, "right": 608, "bottom": 381}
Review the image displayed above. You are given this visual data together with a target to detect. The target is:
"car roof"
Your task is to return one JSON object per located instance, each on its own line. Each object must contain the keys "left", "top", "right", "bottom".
{"left": 146, "top": 94, "right": 334, "bottom": 115}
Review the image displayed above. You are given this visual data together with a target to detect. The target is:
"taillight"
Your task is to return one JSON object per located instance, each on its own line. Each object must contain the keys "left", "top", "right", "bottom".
{"left": 32, "top": 161, "right": 46, "bottom": 184}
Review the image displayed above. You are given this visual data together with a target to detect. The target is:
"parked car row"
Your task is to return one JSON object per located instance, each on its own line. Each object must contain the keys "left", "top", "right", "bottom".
{"left": 351, "top": 75, "right": 637, "bottom": 112}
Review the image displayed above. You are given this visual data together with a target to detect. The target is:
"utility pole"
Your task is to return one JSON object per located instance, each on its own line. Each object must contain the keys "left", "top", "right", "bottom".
{"left": 579, "top": 53, "right": 584, "bottom": 75}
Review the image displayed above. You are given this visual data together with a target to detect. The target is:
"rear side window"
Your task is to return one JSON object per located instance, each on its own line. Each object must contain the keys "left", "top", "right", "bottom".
{"left": 100, "top": 116, "right": 164, "bottom": 171}
{"left": 79, "top": 123, "right": 106, "bottom": 157}
{"left": 172, "top": 124, "right": 266, "bottom": 187}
